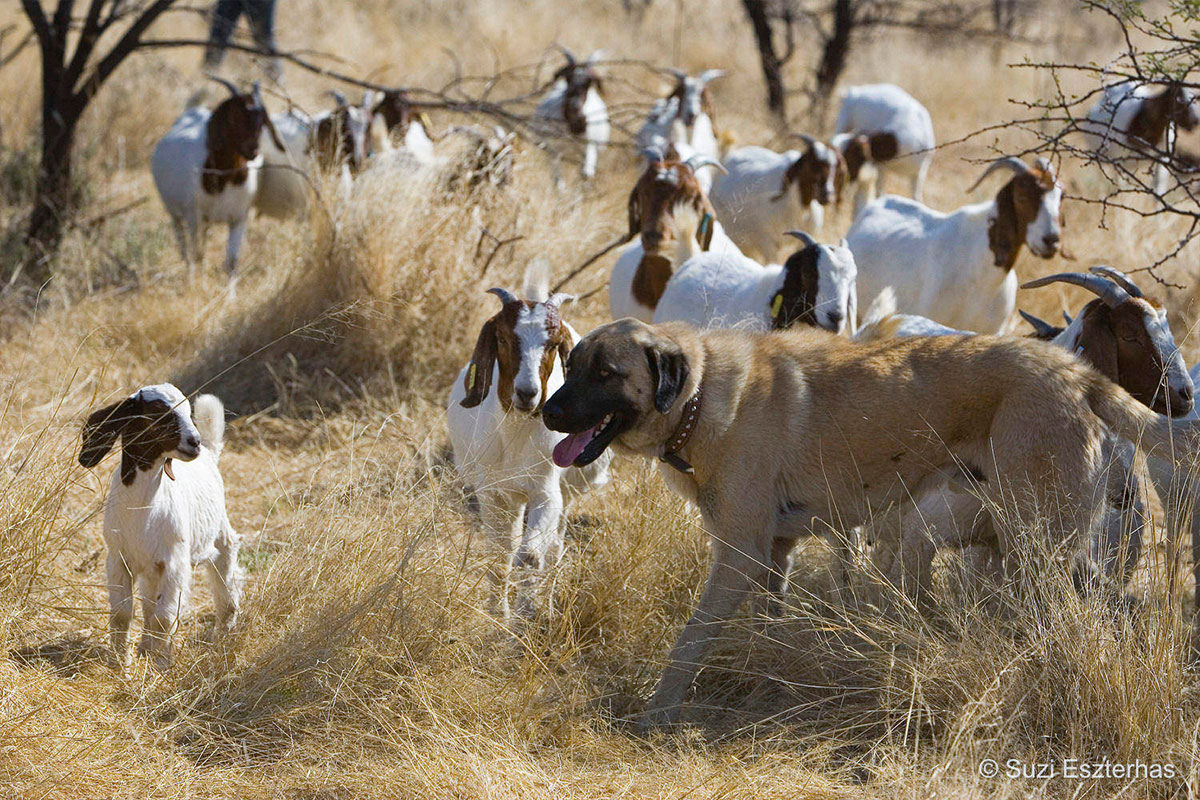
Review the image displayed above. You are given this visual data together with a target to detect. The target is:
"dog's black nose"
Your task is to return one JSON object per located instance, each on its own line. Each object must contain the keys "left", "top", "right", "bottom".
{"left": 542, "top": 398, "right": 564, "bottom": 426}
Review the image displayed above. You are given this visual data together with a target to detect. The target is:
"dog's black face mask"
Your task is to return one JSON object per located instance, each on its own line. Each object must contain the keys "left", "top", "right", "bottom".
{"left": 543, "top": 319, "right": 689, "bottom": 467}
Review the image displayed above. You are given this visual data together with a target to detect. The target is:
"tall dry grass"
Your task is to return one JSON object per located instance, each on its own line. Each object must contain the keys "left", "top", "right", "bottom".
{"left": 3, "top": 1, "right": 1200, "bottom": 798}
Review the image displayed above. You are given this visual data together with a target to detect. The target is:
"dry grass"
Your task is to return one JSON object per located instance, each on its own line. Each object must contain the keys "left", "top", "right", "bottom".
{"left": 3, "top": 1, "right": 1200, "bottom": 798}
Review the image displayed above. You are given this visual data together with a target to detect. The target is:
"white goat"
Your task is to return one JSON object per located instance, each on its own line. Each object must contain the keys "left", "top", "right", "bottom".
{"left": 709, "top": 138, "right": 844, "bottom": 262}
{"left": 847, "top": 156, "right": 1064, "bottom": 333}
{"left": 636, "top": 68, "right": 724, "bottom": 192}
{"left": 79, "top": 385, "right": 240, "bottom": 670}
{"left": 447, "top": 268, "right": 611, "bottom": 619}
{"left": 1083, "top": 80, "right": 1200, "bottom": 195}
{"left": 609, "top": 150, "right": 739, "bottom": 322}
{"left": 534, "top": 47, "right": 609, "bottom": 179}
{"left": 654, "top": 231, "right": 857, "bottom": 335}
{"left": 833, "top": 83, "right": 935, "bottom": 215}
{"left": 152, "top": 78, "right": 283, "bottom": 274}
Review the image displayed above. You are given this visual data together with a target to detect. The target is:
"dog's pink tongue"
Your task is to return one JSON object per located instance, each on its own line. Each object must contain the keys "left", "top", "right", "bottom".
{"left": 553, "top": 426, "right": 598, "bottom": 468}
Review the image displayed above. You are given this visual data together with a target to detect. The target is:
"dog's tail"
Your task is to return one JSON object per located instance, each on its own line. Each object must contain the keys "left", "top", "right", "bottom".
{"left": 1085, "top": 372, "right": 1196, "bottom": 455}
{"left": 193, "top": 394, "right": 226, "bottom": 458}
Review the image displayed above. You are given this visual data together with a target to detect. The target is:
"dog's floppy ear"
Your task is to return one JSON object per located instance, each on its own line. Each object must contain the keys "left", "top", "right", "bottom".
{"left": 461, "top": 318, "right": 499, "bottom": 408}
{"left": 646, "top": 339, "right": 690, "bottom": 414}
{"left": 79, "top": 399, "right": 132, "bottom": 468}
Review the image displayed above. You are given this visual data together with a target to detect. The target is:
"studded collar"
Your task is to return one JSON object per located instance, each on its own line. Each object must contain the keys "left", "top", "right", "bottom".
{"left": 660, "top": 385, "right": 703, "bottom": 475}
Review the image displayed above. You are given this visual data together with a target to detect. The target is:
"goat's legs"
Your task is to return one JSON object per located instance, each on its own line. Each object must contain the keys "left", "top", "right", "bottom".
{"left": 139, "top": 562, "right": 191, "bottom": 669}
{"left": 478, "top": 490, "right": 523, "bottom": 620}
{"left": 583, "top": 140, "right": 598, "bottom": 179}
{"left": 208, "top": 523, "right": 243, "bottom": 632}
{"left": 911, "top": 159, "right": 930, "bottom": 203}
{"left": 514, "top": 488, "right": 565, "bottom": 618}
{"left": 169, "top": 216, "right": 192, "bottom": 273}
{"left": 106, "top": 553, "right": 135, "bottom": 668}
{"left": 223, "top": 220, "right": 246, "bottom": 275}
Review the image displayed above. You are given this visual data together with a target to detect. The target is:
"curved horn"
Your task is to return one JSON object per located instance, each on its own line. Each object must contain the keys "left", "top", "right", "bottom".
{"left": 207, "top": 74, "right": 241, "bottom": 97}
{"left": 967, "top": 156, "right": 1030, "bottom": 193}
{"left": 554, "top": 43, "right": 577, "bottom": 66}
{"left": 327, "top": 89, "right": 349, "bottom": 108}
{"left": 251, "top": 81, "right": 266, "bottom": 108}
{"left": 1021, "top": 272, "right": 1129, "bottom": 308}
{"left": 546, "top": 292, "right": 575, "bottom": 308}
{"left": 789, "top": 132, "right": 818, "bottom": 148}
{"left": 684, "top": 154, "right": 727, "bottom": 174}
{"left": 698, "top": 69, "right": 726, "bottom": 85}
{"left": 666, "top": 67, "right": 688, "bottom": 82}
{"left": 1088, "top": 265, "right": 1144, "bottom": 298}
{"left": 487, "top": 287, "right": 521, "bottom": 306}
{"left": 784, "top": 230, "right": 818, "bottom": 248}
{"left": 1019, "top": 309, "right": 1060, "bottom": 338}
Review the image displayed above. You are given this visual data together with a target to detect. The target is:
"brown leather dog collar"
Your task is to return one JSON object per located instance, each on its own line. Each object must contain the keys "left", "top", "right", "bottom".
{"left": 660, "top": 385, "right": 703, "bottom": 475}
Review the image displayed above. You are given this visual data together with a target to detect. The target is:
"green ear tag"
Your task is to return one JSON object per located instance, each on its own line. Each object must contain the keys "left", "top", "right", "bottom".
{"left": 771, "top": 294, "right": 783, "bottom": 319}
{"left": 467, "top": 363, "right": 477, "bottom": 390}
{"left": 697, "top": 212, "right": 712, "bottom": 243}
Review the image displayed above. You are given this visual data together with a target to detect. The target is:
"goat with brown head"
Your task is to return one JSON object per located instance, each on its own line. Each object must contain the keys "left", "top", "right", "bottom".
{"left": 552, "top": 46, "right": 604, "bottom": 137}
{"left": 312, "top": 90, "right": 372, "bottom": 174}
{"left": 80, "top": 384, "right": 203, "bottom": 487}
{"left": 1128, "top": 82, "right": 1200, "bottom": 146}
{"left": 461, "top": 288, "right": 576, "bottom": 414}
{"left": 665, "top": 68, "right": 724, "bottom": 129}
{"left": 775, "top": 134, "right": 847, "bottom": 208}
{"left": 968, "top": 156, "right": 1063, "bottom": 271}
{"left": 203, "top": 78, "right": 284, "bottom": 194}
{"left": 1022, "top": 266, "right": 1193, "bottom": 417}
{"left": 373, "top": 89, "right": 416, "bottom": 138}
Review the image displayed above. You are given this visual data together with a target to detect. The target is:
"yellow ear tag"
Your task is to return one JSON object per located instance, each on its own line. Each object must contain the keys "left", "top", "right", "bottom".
{"left": 771, "top": 294, "right": 783, "bottom": 319}
{"left": 467, "top": 363, "right": 477, "bottom": 390}
{"left": 419, "top": 112, "right": 432, "bottom": 129}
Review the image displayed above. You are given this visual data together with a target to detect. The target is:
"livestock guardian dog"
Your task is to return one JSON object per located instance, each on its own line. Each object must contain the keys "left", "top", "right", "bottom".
{"left": 542, "top": 318, "right": 1194, "bottom": 728}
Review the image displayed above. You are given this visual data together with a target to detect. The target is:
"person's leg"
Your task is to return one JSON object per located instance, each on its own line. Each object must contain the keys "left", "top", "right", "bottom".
{"left": 203, "top": 0, "right": 245, "bottom": 73}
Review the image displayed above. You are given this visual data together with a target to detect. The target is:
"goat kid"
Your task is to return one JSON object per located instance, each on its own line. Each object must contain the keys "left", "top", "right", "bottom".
{"left": 710, "top": 137, "right": 846, "bottom": 262}
{"left": 447, "top": 274, "right": 611, "bottom": 619}
{"left": 79, "top": 385, "right": 240, "bottom": 670}
{"left": 152, "top": 78, "right": 284, "bottom": 275}
{"left": 849, "top": 156, "right": 1063, "bottom": 334}
{"left": 654, "top": 231, "right": 857, "bottom": 335}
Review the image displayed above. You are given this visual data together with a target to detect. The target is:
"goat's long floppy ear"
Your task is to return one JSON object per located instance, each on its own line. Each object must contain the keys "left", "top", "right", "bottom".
{"left": 626, "top": 184, "right": 642, "bottom": 239}
{"left": 833, "top": 148, "right": 849, "bottom": 208}
{"left": 646, "top": 339, "right": 690, "bottom": 414}
{"left": 987, "top": 182, "right": 1020, "bottom": 269}
{"left": 557, "top": 329, "right": 574, "bottom": 371}
{"left": 1075, "top": 306, "right": 1120, "bottom": 385}
{"left": 461, "top": 318, "right": 499, "bottom": 408}
{"left": 79, "top": 400, "right": 131, "bottom": 468}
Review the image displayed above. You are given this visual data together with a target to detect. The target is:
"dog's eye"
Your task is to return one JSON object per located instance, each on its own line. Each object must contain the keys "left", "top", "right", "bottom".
{"left": 597, "top": 368, "right": 612, "bottom": 380}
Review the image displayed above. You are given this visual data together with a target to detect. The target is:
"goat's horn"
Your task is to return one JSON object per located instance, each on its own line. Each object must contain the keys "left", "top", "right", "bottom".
{"left": 207, "top": 74, "right": 241, "bottom": 97}
{"left": 684, "top": 154, "right": 727, "bottom": 174}
{"left": 487, "top": 287, "right": 521, "bottom": 306}
{"left": 251, "top": 81, "right": 266, "bottom": 107}
{"left": 698, "top": 69, "right": 726, "bottom": 85}
{"left": 666, "top": 67, "right": 687, "bottom": 81}
{"left": 789, "top": 132, "right": 818, "bottom": 148}
{"left": 1089, "top": 265, "right": 1144, "bottom": 298}
{"left": 784, "top": 230, "right": 818, "bottom": 248}
{"left": 327, "top": 89, "right": 349, "bottom": 108}
{"left": 641, "top": 145, "right": 667, "bottom": 163}
{"left": 1019, "top": 309, "right": 1060, "bottom": 338}
{"left": 546, "top": 292, "right": 575, "bottom": 308}
{"left": 1063, "top": 311, "right": 1073, "bottom": 325}
{"left": 967, "top": 156, "right": 1030, "bottom": 193}
{"left": 1021, "top": 272, "right": 1129, "bottom": 308}
{"left": 554, "top": 43, "right": 577, "bottom": 65}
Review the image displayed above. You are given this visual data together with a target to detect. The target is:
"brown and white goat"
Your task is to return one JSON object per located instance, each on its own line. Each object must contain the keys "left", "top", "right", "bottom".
{"left": 1084, "top": 81, "right": 1200, "bottom": 195}
{"left": 152, "top": 79, "right": 284, "bottom": 275}
{"left": 534, "top": 47, "right": 609, "bottom": 179}
{"left": 608, "top": 148, "right": 737, "bottom": 322}
{"left": 369, "top": 89, "right": 437, "bottom": 166}
{"left": 849, "top": 156, "right": 1064, "bottom": 333}
{"left": 637, "top": 68, "right": 724, "bottom": 191}
{"left": 710, "top": 135, "right": 847, "bottom": 261}
{"left": 446, "top": 272, "right": 610, "bottom": 619}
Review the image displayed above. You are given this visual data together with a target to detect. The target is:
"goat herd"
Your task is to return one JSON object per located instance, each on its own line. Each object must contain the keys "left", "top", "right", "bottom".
{"left": 77, "top": 46, "right": 1200, "bottom": 727}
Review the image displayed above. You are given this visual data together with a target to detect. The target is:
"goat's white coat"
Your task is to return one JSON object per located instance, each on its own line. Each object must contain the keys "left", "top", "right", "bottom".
{"left": 654, "top": 241, "right": 858, "bottom": 335}
{"left": 99, "top": 386, "right": 240, "bottom": 668}
{"left": 151, "top": 108, "right": 260, "bottom": 273}
{"left": 847, "top": 187, "right": 1062, "bottom": 333}
{"left": 834, "top": 84, "right": 935, "bottom": 214}
{"left": 710, "top": 145, "right": 836, "bottom": 262}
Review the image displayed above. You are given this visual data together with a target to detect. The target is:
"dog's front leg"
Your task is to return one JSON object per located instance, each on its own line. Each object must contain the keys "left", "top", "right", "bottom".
{"left": 642, "top": 533, "right": 770, "bottom": 730}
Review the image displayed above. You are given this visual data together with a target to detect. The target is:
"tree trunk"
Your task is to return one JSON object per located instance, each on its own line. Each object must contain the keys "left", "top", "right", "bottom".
{"left": 27, "top": 93, "right": 80, "bottom": 277}
{"left": 742, "top": 0, "right": 787, "bottom": 119}
{"left": 813, "top": 0, "right": 854, "bottom": 123}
